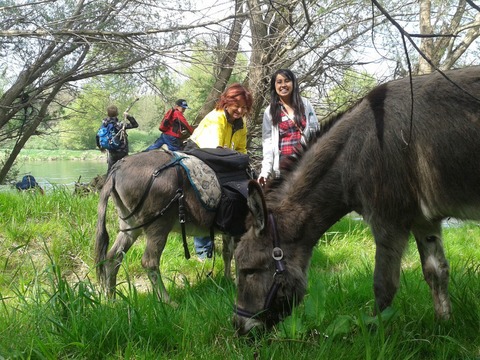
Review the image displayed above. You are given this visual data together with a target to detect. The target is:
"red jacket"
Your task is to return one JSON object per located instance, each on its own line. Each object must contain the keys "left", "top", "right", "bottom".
{"left": 160, "top": 108, "right": 194, "bottom": 138}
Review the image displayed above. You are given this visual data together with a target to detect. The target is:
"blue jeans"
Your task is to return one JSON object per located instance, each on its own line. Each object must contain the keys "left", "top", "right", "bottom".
{"left": 145, "top": 134, "right": 182, "bottom": 151}
{"left": 194, "top": 236, "right": 213, "bottom": 259}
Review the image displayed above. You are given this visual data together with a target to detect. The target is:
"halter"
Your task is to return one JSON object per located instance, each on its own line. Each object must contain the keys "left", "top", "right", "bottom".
{"left": 235, "top": 212, "right": 286, "bottom": 322}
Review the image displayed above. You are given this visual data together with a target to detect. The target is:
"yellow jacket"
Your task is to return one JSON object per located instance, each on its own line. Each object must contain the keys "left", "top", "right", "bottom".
{"left": 190, "top": 109, "right": 247, "bottom": 154}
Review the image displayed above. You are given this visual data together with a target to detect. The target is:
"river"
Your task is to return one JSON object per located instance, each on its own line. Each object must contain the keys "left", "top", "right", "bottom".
{"left": 7, "top": 159, "right": 108, "bottom": 191}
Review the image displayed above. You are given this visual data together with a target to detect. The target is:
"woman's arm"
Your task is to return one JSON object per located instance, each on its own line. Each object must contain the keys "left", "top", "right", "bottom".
{"left": 258, "top": 106, "right": 274, "bottom": 183}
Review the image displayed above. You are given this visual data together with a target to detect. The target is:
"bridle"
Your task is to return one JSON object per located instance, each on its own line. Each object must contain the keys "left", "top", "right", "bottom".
{"left": 235, "top": 212, "right": 286, "bottom": 322}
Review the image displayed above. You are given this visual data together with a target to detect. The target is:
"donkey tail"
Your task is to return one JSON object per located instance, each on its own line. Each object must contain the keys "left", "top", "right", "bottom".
{"left": 95, "top": 172, "right": 115, "bottom": 287}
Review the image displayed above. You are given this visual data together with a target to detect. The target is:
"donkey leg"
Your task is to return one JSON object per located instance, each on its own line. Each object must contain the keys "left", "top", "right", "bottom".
{"left": 371, "top": 224, "right": 410, "bottom": 313}
{"left": 104, "top": 229, "right": 141, "bottom": 297}
{"left": 142, "top": 228, "right": 171, "bottom": 303}
{"left": 411, "top": 221, "right": 451, "bottom": 320}
{"left": 222, "top": 235, "right": 235, "bottom": 279}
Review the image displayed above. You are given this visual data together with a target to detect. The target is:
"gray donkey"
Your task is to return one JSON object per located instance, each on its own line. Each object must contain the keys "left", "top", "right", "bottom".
{"left": 95, "top": 150, "right": 235, "bottom": 303}
{"left": 234, "top": 66, "right": 480, "bottom": 335}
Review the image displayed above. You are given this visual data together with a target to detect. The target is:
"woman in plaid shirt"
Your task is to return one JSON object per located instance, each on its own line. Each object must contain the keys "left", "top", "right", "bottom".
{"left": 258, "top": 69, "right": 319, "bottom": 187}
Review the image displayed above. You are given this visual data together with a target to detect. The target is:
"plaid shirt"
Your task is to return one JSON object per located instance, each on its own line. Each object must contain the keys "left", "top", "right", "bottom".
{"left": 278, "top": 111, "right": 306, "bottom": 159}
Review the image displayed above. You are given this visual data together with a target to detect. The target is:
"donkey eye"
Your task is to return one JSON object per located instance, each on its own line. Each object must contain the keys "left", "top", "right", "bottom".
{"left": 240, "top": 269, "right": 257, "bottom": 277}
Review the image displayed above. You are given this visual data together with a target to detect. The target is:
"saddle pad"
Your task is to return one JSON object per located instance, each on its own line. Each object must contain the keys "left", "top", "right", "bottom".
{"left": 173, "top": 151, "right": 221, "bottom": 211}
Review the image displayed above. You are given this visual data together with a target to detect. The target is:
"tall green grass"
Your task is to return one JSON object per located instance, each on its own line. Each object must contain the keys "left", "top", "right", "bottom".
{"left": 0, "top": 190, "right": 479, "bottom": 359}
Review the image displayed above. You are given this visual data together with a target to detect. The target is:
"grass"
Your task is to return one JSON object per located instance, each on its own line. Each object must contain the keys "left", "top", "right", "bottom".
{"left": 0, "top": 189, "right": 479, "bottom": 359}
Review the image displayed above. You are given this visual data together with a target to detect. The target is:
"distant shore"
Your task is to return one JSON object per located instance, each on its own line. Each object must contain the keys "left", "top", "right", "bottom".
{"left": 2, "top": 149, "right": 106, "bottom": 162}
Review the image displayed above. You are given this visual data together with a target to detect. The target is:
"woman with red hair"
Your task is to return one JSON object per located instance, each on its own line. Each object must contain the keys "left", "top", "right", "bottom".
{"left": 187, "top": 83, "right": 253, "bottom": 260}
{"left": 189, "top": 83, "right": 252, "bottom": 154}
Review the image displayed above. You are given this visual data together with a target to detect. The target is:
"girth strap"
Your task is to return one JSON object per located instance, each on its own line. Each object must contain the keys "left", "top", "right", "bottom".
{"left": 117, "top": 153, "right": 211, "bottom": 262}
{"left": 119, "top": 155, "right": 187, "bottom": 237}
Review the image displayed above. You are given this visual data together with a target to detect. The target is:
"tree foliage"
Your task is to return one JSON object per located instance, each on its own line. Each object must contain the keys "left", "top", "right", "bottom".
{"left": 370, "top": 0, "right": 480, "bottom": 77}
{"left": 176, "top": 41, "right": 248, "bottom": 125}
{"left": 0, "top": 0, "right": 194, "bottom": 182}
{"left": 323, "top": 70, "right": 377, "bottom": 116}
{"left": 0, "top": 0, "right": 479, "bottom": 182}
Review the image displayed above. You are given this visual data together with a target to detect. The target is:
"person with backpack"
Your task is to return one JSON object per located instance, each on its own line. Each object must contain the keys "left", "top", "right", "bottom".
{"left": 96, "top": 105, "right": 139, "bottom": 172}
{"left": 145, "top": 99, "right": 194, "bottom": 151}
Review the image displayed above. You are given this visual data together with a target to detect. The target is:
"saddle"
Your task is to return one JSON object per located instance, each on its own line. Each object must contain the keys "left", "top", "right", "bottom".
{"left": 182, "top": 147, "right": 250, "bottom": 184}
{"left": 179, "top": 147, "right": 251, "bottom": 236}
{"left": 121, "top": 148, "right": 252, "bottom": 260}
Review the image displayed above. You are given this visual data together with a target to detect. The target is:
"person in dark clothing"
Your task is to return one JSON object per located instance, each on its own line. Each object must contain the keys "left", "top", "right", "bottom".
{"left": 15, "top": 175, "right": 44, "bottom": 194}
{"left": 96, "top": 104, "right": 139, "bottom": 172}
{"left": 145, "top": 99, "right": 194, "bottom": 151}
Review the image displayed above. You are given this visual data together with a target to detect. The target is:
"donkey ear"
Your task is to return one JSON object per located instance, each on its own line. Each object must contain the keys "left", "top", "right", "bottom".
{"left": 247, "top": 180, "right": 267, "bottom": 234}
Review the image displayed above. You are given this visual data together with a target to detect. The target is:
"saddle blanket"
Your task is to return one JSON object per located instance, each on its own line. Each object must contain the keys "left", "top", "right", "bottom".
{"left": 171, "top": 151, "right": 221, "bottom": 211}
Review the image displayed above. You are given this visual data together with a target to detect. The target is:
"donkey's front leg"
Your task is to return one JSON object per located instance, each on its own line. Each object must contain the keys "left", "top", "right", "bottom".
{"left": 412, "top": 221, "right": 451, "bottom": 320}
{"left": 146, "top": 269, "right": 171, "bottom": 304}
{"left": 222, "top": 234, "right": 236, "bottom": 279}
{"left": 371, "top": 224, "right": 410, "bottom": 313}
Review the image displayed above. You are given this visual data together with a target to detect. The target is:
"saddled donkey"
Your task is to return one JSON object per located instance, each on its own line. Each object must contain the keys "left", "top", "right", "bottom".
{"left": 95, "top": 150, "right": 236, "bottom": 303}
{"left": 234, "top": 66, "right": 480, "bottom": 335}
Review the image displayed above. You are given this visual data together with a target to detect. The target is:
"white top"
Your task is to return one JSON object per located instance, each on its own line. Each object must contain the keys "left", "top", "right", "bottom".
{"left": 259, "top": 97, "right": 320, "bottom": 179}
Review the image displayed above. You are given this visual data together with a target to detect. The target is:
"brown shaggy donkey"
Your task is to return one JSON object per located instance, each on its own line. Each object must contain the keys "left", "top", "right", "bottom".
{"left": 234, "top": 66, "right": 480, "bottom": 335}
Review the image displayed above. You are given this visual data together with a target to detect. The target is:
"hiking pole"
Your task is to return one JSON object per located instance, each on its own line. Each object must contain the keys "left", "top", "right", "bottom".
{"left": 119, "top": 97, "right": 140, "bottom": 142}
{"left": 125, "top": 97, "right": 140, "bottom": 115}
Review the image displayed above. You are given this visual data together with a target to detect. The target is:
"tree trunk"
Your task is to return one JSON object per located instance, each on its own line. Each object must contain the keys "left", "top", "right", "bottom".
{"left": 0, "top": 82, "right": 64, "bottom": 183}
{"left": 418, "top": 0, "right": 433, "bottom": 74}
{"left": 194, "top": 0, "right": 247, "bottom": 123}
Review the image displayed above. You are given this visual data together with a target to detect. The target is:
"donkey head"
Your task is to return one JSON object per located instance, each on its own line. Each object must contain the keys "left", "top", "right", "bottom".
{"left": 233, "top": 180, "right": 308, "bottom": 335}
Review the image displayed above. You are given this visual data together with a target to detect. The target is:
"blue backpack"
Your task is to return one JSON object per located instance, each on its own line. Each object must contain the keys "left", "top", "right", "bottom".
{"left": 97, "top": 122, "right": 123, "bottom": 150}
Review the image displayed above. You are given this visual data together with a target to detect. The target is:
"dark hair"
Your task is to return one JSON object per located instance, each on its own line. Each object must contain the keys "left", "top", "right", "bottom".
{"left": 269, "top": 69, "right": 305, "bottom": 126}
{"left": 216, "top": 83, "right": 253, "bottom": 114}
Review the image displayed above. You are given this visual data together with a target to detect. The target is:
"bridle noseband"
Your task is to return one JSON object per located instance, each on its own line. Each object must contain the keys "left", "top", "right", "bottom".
{"left": 235, "top": 212, "right": 286, "bottom": 322}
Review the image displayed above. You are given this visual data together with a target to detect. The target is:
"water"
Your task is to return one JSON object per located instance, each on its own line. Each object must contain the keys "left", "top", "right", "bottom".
{"left": 10, "top": 159, "right": 107, "bottom": 191}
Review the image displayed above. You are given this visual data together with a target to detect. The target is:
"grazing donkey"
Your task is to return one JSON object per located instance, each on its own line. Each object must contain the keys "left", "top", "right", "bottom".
{"left": 233, "top": 66, "right": 480, "bottom": 335}
{"left": 95, "top": 150, "right": 235, "bottom": 303}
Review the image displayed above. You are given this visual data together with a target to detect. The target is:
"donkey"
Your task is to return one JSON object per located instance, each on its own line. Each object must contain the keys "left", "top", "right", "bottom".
{"left": 233, "top": 66, "right": 480, "bottom": 335}
{"left": 95, "top": 150, "right": 235, "bottom": 303}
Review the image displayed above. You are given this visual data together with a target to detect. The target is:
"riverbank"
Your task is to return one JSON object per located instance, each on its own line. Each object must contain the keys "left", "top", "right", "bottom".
{"left": 1, "top": 149, "right": 108, "bottom": 190}
{"left": 10, "top": 149, "right": 106, "bottom": 161}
